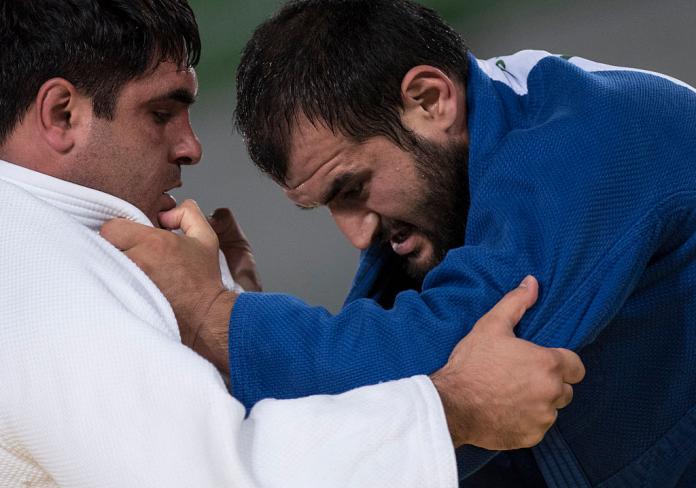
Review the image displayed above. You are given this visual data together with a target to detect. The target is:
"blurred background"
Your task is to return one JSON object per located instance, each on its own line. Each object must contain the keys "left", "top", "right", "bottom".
{"left": 180, "top": 0, "right": 696, "bottom": 312}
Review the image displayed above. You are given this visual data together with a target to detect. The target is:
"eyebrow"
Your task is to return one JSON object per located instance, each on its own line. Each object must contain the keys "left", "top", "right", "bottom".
{"left": 147, "top": 88, "right": 197, "bottom": 106}
{"left": 294, "top": 172, "right": 356, "bottom": 210}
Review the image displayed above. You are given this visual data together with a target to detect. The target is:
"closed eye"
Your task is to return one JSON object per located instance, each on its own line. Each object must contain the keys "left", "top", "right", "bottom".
{"left": 342, "top": 183, "right": 364, "bottom": 200}
{"left": 152, "top": 111, "right": 173, "bottom": 124}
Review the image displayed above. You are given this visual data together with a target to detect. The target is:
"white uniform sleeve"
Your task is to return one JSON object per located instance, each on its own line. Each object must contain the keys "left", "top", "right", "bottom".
{"left": 243, "top": 375, "right": 458, "bottom": 488}
{"left": 0, "top": 185, "right": 455, "bottom": 487}
{"left": 1, "top": 299, "right": 455, "bottom": 488}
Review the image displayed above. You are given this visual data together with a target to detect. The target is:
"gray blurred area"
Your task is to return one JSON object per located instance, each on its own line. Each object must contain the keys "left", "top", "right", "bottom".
{"left": 176, "top": 0, "right": 696, "bottom": 312}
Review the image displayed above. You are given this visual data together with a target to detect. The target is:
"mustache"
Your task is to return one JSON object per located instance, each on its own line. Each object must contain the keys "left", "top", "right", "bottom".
{"left": 374, "top": 219, "right": 436, "bottom": 247}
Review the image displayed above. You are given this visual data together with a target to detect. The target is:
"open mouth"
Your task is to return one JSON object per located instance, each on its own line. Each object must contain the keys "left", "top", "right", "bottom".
{"left": 390, "top": 228, "right": 420, "bottom": 256}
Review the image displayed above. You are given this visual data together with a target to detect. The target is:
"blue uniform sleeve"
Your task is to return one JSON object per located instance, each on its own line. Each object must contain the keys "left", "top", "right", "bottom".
{"left": 229, "top": 200, "right": 667, "bottom": 411}
{"left": 228, "top": 195, "right": 682, "bottom": 480}
{"left": 226, "top": 56, "right": 696, "bottom": 482}
{"left": 227, "top": 57, "right": 696, "bottom": 410}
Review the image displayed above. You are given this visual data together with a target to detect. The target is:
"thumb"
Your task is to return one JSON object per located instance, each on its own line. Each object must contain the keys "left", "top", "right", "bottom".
{"left": 158, "top": 199, "right": 218, "bottom": 251}
{"left": 474, "top": 276, "right": 539, "bottom": 336}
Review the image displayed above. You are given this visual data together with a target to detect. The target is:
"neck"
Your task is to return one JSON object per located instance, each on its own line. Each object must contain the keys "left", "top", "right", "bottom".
{"left": 0, "top": 123, "right": 73, "bottom": 179}
{"left": 0, "top": 159, "right": 151, "bottom": 231}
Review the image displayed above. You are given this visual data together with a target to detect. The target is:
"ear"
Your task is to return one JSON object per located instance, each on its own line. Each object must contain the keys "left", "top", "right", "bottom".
{"left": 35, "top": 78, "right": 92, "bottom": 154}
{"left": 400, "top": 66, "right": 465, "bottom": 141}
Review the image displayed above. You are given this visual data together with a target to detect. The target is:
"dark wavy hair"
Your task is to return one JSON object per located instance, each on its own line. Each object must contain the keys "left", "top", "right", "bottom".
{"left": 0, "top": 0, "right": 201, "bottom": 144}
{"left": 235, "top": 0, "right": 470, "bottom": 183}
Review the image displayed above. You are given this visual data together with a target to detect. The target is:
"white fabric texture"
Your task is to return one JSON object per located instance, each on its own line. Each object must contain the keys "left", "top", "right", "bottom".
{"left": 0, "top": 160, "right": 456, "bottom": 487}
{"left": 477, "top": 49, "right": 696, "bottom": 96}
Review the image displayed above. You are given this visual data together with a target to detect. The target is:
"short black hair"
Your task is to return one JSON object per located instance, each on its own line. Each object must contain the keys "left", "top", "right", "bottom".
{"left": 0, "top": 0, "right": 200, "bottom": 145}
{"left": 235, "top": 0, "right": 469, "bottom": 183}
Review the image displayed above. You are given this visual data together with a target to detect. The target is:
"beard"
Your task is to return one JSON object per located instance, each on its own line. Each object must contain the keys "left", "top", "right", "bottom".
{"left": 380, "top": 135, "right": 469, "bottom": 281}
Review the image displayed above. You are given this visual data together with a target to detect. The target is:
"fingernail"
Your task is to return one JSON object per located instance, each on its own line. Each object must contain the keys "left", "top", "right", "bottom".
{"left": 519, "top": 275, "right": 533, "bottom": 288}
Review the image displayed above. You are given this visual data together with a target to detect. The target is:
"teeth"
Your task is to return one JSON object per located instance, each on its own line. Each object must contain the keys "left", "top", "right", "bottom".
{"left": 389, "top": 230, "right": 404, "bottom": 244}
{"left": 391, "top": 232, "right": 412, "bottom": 252}
{"left": 391, "top": 241, "right": 401, "bottom": 252}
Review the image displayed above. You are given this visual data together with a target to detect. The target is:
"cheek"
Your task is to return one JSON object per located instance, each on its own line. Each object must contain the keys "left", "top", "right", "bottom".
{"left": 368, "top": 181, "right": 423, "bottom": 219}
{"left": 370, "top": 163, "right": 424, "bottom": 204}
{"left": 142, "top": 130, "right": 169, "bottom": 154}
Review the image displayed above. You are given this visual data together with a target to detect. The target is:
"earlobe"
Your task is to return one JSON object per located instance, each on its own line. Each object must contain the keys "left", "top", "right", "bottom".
{"left": 36, "top": 79, "right": 84, "bottom": 154}
{"left": 400, "top": 65, "right": 462, "bottom": 139}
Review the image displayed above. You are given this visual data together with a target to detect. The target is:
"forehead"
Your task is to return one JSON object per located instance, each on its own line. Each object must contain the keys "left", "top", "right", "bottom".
{"left": 285, "top": 117, "right": 356, "bottom": 189}
{"left": 117, "top": 61, "right": 198, "bottom": 105}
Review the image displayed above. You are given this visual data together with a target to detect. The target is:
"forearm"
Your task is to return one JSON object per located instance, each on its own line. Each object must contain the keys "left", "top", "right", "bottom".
{"left": 228, "top": 290, "right": 471, "bottom": 409}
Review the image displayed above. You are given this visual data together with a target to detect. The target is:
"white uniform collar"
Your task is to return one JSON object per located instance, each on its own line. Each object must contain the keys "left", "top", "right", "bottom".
{"left": 0, "top": 159, "right": 152, "bottom": 231}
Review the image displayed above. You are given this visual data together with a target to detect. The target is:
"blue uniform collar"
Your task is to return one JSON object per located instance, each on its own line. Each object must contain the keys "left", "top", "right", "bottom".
{"left": 465, "top": 52, "right": 518, "bottom": 182}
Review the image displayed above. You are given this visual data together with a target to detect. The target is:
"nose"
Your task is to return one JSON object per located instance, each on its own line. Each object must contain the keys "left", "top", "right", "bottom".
{"left": 329, "top": 206, "right": 380, "bottom": 250}
{"left": 172, "top": 123, "right": 203, "bottom": 166}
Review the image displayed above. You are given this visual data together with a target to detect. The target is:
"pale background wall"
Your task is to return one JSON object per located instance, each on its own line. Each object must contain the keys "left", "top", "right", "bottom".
{"left": 176, "top": 0, "right": 696, "bottom": 312}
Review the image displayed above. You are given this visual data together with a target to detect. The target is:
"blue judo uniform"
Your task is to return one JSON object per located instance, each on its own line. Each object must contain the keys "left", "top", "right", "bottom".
{"left": 229, "top": 50, "right": 696, "bottom": 486}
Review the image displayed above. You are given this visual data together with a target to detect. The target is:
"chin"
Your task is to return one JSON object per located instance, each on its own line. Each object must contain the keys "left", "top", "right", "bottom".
{"left": 143, "top": 208, "right": 160, "bottom": 227}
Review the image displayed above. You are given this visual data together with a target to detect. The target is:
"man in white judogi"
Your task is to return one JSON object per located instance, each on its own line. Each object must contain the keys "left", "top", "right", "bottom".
{"left": 0, "top": 1, "right": 584, "bottom": 487}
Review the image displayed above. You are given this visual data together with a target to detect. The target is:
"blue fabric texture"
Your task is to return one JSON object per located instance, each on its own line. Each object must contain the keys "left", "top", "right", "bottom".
{"left": 229, "top": 52, "right": 696, "bottom": 486}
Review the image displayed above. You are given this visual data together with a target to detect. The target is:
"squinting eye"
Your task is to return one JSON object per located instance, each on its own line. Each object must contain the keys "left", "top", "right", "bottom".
{"left": 152, "top": 111, "right": 172, "bottom": 124}
{"left": 343, "top": 183, "right": 364, "bottom": 199}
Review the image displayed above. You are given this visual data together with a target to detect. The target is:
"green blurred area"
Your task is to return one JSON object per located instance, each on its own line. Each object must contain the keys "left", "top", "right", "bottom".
{"left": 188, "top": 0, "right": 517, "bottom": 90}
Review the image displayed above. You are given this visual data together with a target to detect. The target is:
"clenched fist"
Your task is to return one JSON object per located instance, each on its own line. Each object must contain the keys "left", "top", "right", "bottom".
{"left": 431, "top": 276, "right": 585, "bottom": 450}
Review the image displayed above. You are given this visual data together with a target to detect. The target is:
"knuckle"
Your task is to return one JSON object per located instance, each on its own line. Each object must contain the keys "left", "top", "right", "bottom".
{"left": 567, "top": 349, "right": 581, "bottom": 362}
{"left": 486, "top": 310, "right": 515, "bottom": 328}
{"left": 483, "top": 310, "right": 502, "bottom": 325}
{"left": 544, "top": 408, "right": 558, "bottom": 427}
{"left": 544, "top": 349, "right": 563, "bottom": 371}
{"left": 546, "top": 381, "right": 564, "bottom": 401}
{"left": 575, "top": 357, "right": 587, "bottom": 380}
{"left": 550, "top": 348, "right": 564, "bottom": 364}
{"left": 182, "top": 199, "right": 199, "bottom": 210}
{"left": 99, "top": 221, "right": 113, "bottom": 237}
{"left": 522, "top": 431, "right": 544, "bottom": 448}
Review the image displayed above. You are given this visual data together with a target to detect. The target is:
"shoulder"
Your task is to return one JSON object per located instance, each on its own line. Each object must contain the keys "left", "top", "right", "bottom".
{"left": 478, "top": 49, "right": 696, "bottom": 100}
{"left": 480, "top": 51, "right": 696, "bottom": 160}
{"left": 0, "top": 178, "right": 175, "bottom": 333}
{"left": 0, "top": 178, "right": 115, "bottom": 295}
{"left": 563, "top": 55, "right": 696, "bottom": 96}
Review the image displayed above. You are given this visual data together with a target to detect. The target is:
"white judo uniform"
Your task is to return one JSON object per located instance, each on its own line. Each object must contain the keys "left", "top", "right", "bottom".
{"left": 0, "top": 160, "right": 456, "bottom": 488}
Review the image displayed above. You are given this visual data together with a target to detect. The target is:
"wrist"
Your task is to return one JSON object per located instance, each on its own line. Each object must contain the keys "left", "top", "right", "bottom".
{"left": 191, "top": 290, "right": 237, "bottom": 376}
{"left": 430, "top": 367, "right": 473, "bottom": 448}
